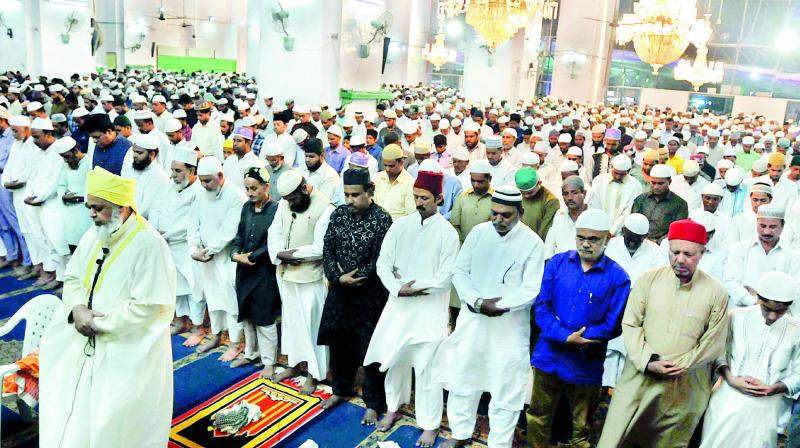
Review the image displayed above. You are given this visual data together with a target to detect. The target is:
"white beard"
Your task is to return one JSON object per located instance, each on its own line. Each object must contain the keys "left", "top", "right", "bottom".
{"left": 95, "top": 208, "right": 123, "bottom": 243}
{"left": 204, "top": 187, "right": 221, "bottom": 201}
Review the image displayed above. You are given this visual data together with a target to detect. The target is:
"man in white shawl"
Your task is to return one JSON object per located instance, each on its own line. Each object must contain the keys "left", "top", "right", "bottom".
{"left": 701, "top": 271, "right": 800, "bottom": 448}
{"left": 187, "top": 156, "right": 247, "bottom": 361}
{"left": 364, "top": 169, "right": 459, "bottom": 448}
{"left": 39, "top": 166, "right": 176, "bottom": 448}
{"left": 149, "top": 146, "right": 203, "bottom": 344}
{"left": 437, "top": 185, "right": 545, "bottom": 448}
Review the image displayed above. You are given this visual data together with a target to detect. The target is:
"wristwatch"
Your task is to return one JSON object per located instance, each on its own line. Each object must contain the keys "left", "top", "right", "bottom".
{"left": 473, "top": 298, "right": 484, "bottom": 312}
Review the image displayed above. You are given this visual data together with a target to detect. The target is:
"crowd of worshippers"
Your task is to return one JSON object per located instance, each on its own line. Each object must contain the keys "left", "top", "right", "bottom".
{"left": 1, "top": 69, "right": 800, "bottom": 448}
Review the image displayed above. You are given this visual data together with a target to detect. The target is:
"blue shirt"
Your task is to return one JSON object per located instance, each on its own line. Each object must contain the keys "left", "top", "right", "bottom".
{"left": 367, "top": 144, "right": 382, "bottom": 161}
{"left": 252, "top": 133, "right": 265, "bottom": 156}
{"left": 324, "top": 144, "right": 351, "bottom": 174}
{"left": 92, "top": 134, "right": 131, "bottom": 175}
{"left": 72, "top": 128, "right": 90, "bottom": 153}
{"left": 532, "top": 251, "right": 630, "bottom": 386}
{"left": 0, "top": 128, "right": 13, "bottom": 172}
{"left": 440, "top": 172, "right": 463, "bottom": 219}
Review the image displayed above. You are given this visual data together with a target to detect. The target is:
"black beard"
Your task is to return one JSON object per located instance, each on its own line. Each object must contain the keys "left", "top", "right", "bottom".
{"left": 132, "top": 157, "right": 152, "bottom": 171}
{"left": 306, "top": 160, "right": 321, "bottom": 172}
{"left": 289, "top": 194, "right": 312, "bottom": 213}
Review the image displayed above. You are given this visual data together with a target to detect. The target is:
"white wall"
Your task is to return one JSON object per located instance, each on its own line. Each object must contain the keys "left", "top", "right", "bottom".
{"left": 37, "top": 1, "right": 94, "bottom": 77}
{"left": 0, "top": 0, "right": 28, "bottom": 73}
{"left": 462, "top": 29, "right": 516, "bottom": 102}
{"left": 639, "top": 88, "right": 691, "bottom": 112}
{"left": 732, "top": 96, "right": 788, "bottom": 121}
{"left": 338, "top": 0, "right": 386, "bottom": 92}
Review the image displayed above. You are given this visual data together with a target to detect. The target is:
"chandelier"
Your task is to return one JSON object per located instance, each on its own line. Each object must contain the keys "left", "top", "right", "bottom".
{"left": 674, "top": 45, "right": 724, "bottom": 91}
{"left": 443, "top": 0, "right": 558, "bottom": 49}
{"left": 423, "top": 34, "right": 457, "bottom": 70}
{"left": 616, "top": 0, "right": 709, "bottom": 74}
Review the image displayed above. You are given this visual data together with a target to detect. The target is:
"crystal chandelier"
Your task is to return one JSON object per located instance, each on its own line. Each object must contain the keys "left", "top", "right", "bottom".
{"left": 423, "top": 34, "right": 457, "bottom": 70}
{"left": 674, "top": 45, "right": 724, "bottom": 91}
{"left": 443, "top": 0, "right": 558, "bottom": 49}
{"left": 616, "top": 0, "right": 709, "bottom": 74}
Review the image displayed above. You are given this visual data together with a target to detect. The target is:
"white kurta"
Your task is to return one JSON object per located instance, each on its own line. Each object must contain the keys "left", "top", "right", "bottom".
{"left": 670, "top": 175, "right": 707, "bottom": 211}
{"left": 701, "top": 306, "right": 800, "bottom": 448}
{"left": 587, "top": 174, "right": 643, "bottom": 235}
{"left": 725, "top": 209, "right": 757, "bottom": 245}
{"left": 364, "top": 212, "right": 459, "bottom": 371}
{"left": 222, "top": 151, "right": 265, "bottom": 190}
{"left": 56, "top": 156, "right": 93, "bottom": 246}
{"left": 435, "top": 221, "right": 544, "bottom": 411}
{"left": 487, "top": 159, "right": 514, "bottom": 189}
{"left": 725, "top": 237, "right": 800, "bottom": 310}
{"left": 39, "top": 214, "right": 176, "bottom": 448}
{"left": 121, "top": 161, "right": 172, "bottom": 220}
{"left": 187, "top": 182, "right": 246, "bottom": 315}
{"left": 299, "top": 162, "right": 342, "bottom": 205}
{"left": 191, "top": 120, "right": 224, "bottom": 160}
{"left": 2, "top": 137, "right": 45, "bottom": 263}
{"left": 543, "top": 208, "right": 578, "bottom": 259}
{"left": 27, "top": 143, "right": 70, "bottom": 256}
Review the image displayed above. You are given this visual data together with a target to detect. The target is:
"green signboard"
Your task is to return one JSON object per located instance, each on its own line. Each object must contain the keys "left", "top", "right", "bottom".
{"left": 156, "top": 55, "right": 237, "bottom": 73}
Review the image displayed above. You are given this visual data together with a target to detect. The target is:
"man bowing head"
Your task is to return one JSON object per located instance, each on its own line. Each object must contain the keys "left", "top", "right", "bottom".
{"left": 39, "top": 167, "right": 177, "bottom": 448}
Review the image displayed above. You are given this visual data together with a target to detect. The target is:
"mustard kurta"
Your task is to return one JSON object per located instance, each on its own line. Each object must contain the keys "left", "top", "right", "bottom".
{"left": 39, "top": 215, "right": 177, "bottom": 448}
{"left": 598, "top": 266, "right": 728, "bottom": 448}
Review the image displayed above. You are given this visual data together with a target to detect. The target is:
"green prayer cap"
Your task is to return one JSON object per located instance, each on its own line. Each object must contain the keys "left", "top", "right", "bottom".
{"left": 778, "top": 137, "right": 791, "bottom": 148}
{"left": 515, "top": 167, "right": 539, "bottom": 192}
{"left": 321, "top": 110, "right": 335, "bottom": 121}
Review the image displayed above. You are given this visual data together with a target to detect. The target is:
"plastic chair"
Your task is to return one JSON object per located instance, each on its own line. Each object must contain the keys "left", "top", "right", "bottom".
{"left": 0, "top": 294, "right": 61, "bottom": 439}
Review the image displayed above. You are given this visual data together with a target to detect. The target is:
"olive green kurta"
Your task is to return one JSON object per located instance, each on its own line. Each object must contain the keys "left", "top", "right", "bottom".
{"left": 448, "top": 188, "right": 493, "bottom": 307}
{"left": 519, "top": 187, "right": 560, "bottom": 241}
{"left": 598, "top": 266, "right": 729, "bottom": 448}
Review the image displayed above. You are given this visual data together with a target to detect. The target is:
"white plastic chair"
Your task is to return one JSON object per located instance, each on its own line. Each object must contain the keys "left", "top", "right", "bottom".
{"left": 0, "top": 294, "right": 61, "bottom": 439}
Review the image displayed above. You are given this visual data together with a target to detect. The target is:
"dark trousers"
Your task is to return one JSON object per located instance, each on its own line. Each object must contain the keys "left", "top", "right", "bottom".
{"left": 329, "top": 341, "right": 387, "bottom": 413}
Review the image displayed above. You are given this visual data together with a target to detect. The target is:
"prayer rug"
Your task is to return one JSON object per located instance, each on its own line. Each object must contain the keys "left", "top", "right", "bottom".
{"left": 169, "top": 372, "right": 332, "bottom": 448}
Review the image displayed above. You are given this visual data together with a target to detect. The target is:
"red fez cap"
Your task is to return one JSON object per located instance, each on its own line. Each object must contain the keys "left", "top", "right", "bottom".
{"left": 413, "top": 170, "right": 444, "bottom": 197}
{"left": 667, "top": 219, "right": 707, "bottom": 245}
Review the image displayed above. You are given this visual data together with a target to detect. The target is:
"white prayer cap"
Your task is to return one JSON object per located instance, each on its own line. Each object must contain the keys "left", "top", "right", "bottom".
{"left": 220, "top": 112, "right": 235, "bottom": 123}
{"left": 752, "top": 159, "right": 768, "bottom": 174}
{"left": 429, "top": 113, "right": 441, "bottom": 121}
{"left": 491, "top": 185, "right": 522, "bottom": 204}
{"left": 560, "top": 160, "right": 579, "bottom": 172}
{"left": 611, "top": 154, "right": 632, "bottom": 171}
{"left": 238, "top": 102, "right": 250, "bottom": 112}
{"left": 292, "top": 129, "right": 308, "bottom": 143}
{"left": 197, "top": 156, "right": 223, "bottom": 176}
{"left": 702, "top": 183, "right": 723, "bottom": 196}
{"left": 8, "top": 86, "right": 20, "bottom": 94}
{"left": 471, "top": 159, "right": 492, "bottom": 175}
{"left": 525, "top": 117, "right": 535, "bottom": 126}
{"left": 451, "top": 146, "right": 469, "bottom": 161}
{"left": 341, "top": 117, "right": 355, "bottom": 128}
{"left": 152, "top": 95, "right": 167, "bottom": 104}
{"left": 650, "top": 164, "right": 673, "bottom": 179}
{"left": 263, "top": 143, "right": 284, "bottom": 157}
{"left": 48, "top": 84, "right": 63, "bottom": 93}
{"left": 575, "top": 209, "right": 611, "bottom": 232}
{"left": 277, "top": 170, "right": 303, "bottom": 197}
{"left": 502, "top": 127, "right": 517, "bottom": 138}
{"left": 463, "top": 122, "right": 480, "bottom": 133}
{"left": 0, "top": 107, "right": 9, "bottom": 120}
{"left": 624, "top": 213, "right": 650, "bottom": 235}
{"left": 173, "top": 109, "right": 187, "bottom": 119}
{"left": 707, "top": 129, "right": 721, "bottom": 138}
{"left": 173, "top": 146, "right": 198, "bottom": 166}
{"left": 134, "top": 110, "right": 154, "bottom": 121}
{"left": 133, "top": 134, "right": 159, "bottom": 150}
{"left": 295, "top": 105, "right": 310, "bottom": 115}
{"left": 534, "top": 118, "right": 545, "bottom": 126}
{"left": 634, "top": 130, "right": 647, "bottom": 140}
{"left": 557, "top": 133, "right": 572, "bottom": 143}
{"left": 216, "top": 98, "right": 228, "bottom": 105}
{"left": 521, "top": 152, "right": 540, "bottom": 166}
{"left": 755, "top": 271, "right": 798, "bottom": 303}
{"left": 696, "top": 146, "right": 709, "bottom": 155}
{"left": 51, "top": 113, "right": 67, "bottom": 123}
{"left": 164, "top": 118, "right": 182, "bottom": 133}
{"left": 716, "top": 159, "right": 734, "bottom": 170}
{"left": 26, "top": 101, "right": 43, "bottom": 112}
{"left": 722, "top": 147, "right": 737, "bottom": 157}
{"left": 242, "top": 116, "right": 257, "bottom": 127}
{"left": 533, "top": 141, "right": 549, "bottom": 154}
{"left": 327, "top": 125, "right": 343, "bottom": 138}
{"left": 683, "top": 160, "right": 700, "bottom": 176}
{"left": 100, "top": 94, "right": 114, "bottom": 102}
{"left": 9, "top": 115, "right": 30, "bottom": 127}
{"left": 439, "top": 118, "right": 450, "bottom": 130}
{"left": 402, "top": 121, "right": 418, "bottom": 135}
{"left": 689, "top": 209, "right": 716, "bottom": 232}
{"left": 724, "top": 167, "right": 745, "bottom": 186}
{"left": 419, "top": 159, "right": 443, "bottom": 173}
{"left": 498, "top": 116, "right": 510, "bottom": 124}
{"left": 52, "top": 136, "right": 77, "bottom": 154}
{"left": 756, "top": 203, "right": 784, "bottom": 219}
{"left": 567, "top": 146, "right": 583, "bottom": 157}
{"left": 350, "top": 134, "right": 366, "bottom": 146}
{"left": 31, "top": 117, "right": 53, "bottom": 131}
{"left": 742, "top": 136, "right": 755, "bottom": 145}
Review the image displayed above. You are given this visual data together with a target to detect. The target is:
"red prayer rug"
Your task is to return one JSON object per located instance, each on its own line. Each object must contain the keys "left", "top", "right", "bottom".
{"left": 169, "top": 373, "right": 332, "bottom": 448}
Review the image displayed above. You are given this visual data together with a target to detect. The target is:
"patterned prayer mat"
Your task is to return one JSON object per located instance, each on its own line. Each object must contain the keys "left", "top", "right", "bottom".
{"left": 169, "top": 372, "right": 332, "bottom": 448}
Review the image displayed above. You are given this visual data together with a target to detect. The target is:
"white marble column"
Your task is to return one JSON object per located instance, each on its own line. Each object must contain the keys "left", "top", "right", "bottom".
{"left": 549, "top": 0, "right": 618, "bottom": 103}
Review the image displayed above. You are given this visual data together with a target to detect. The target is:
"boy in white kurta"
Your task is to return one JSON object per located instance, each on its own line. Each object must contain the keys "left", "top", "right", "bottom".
{"left": 437, "top": 185, "right": 545, "bottom": 448}
{"left": 364, "top": 170, "right": 459, "bottom": 448}
{"left": 39, "top": 167, "right": 176, "bottom": 448}
{"left": 54, "top": 136, "right": 92, "bottom": 248}
{"left": 701, "top": 271, "right": 800, "bottom": 448}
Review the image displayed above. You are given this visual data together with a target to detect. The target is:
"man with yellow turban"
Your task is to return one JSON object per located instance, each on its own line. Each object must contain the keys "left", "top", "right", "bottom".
{"left": 39, "top": 166, "right": 177, "bottom": 448}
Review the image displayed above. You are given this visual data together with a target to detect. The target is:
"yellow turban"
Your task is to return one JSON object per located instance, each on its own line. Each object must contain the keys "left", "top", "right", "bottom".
{"left": 768, "top": 152, "right": 786, "bottom": 167}
{"left": 223, "top": 138, "right": 234, "bottom": 149}
{"left": 86, "top": 166, "right": 137, "bottom": 211}
{"left": 643, "top": 149, "right": 659, "bottom": 162}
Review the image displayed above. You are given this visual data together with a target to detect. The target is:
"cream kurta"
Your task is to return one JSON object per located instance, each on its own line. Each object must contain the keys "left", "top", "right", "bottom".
{"left": 364, "top": 212, "right": 459, "bottom": 371}
{"left": 588, "top": 174, "right": 643, "bottom": 235}
{"left": 598, "top": 266, "right": 729, "bottom": 448}
{"left": 543, "top": 208, "right": 579, "bottom": 259}
{"left": 39, "top": 214, "right": 176, "bottom": 448}
{"left": 56, "top": 156, "right": 93, "bottom": 245}
{"left": 191, "top": 120, "right": 224, "bottom": 160}
{"left": 222, "top": 150, "right": 265, "bottom": 190}
{"left": 725, "top": 238, "right": 800, "bottom": 310}
{"left": 701, "top": 306, "right": 800, "bottom": 448}
{"left": 435, "top": 221, "right": 544, "bottom": 411}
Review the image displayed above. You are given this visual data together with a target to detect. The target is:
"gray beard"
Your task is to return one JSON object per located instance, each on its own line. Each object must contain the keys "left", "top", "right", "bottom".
{"left": 96, "top": 209, "right": 123, "bottom": 243}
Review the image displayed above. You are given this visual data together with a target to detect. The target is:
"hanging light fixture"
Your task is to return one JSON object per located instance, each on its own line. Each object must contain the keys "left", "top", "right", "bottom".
{"left": 616, "top": 0, "right": 710, "bottom": 74}
{"left": 423, "top": 1, "right": 457, "bottom": 70}
{"left": 442, "top": 0, "right": 558, "bottom": 49}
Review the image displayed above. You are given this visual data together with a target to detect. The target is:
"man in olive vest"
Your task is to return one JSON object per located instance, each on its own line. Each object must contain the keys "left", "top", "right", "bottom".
{"left": 267, "top": 170, "right": 335, "bottom": 395}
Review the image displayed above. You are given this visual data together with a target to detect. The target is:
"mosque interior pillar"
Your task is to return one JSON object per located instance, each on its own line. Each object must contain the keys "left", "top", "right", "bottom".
{"left": 549, "top": 0, "right": 618, "bottom": 104}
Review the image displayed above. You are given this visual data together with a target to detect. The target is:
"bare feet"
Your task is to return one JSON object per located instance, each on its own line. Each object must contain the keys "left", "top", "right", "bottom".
{"left": 416, "top": 429, "right": 439, "bottom": 447}
{"left": 272, "top": 367, "right": 299, "bottom": 384}
{"left": 196, "top": 334, "right": 220, "bottom": 353}
{"left": 361, "top": 408, "right": 379, "bottom": 425}
{"left": 376, "top": 411, "right": 401, "bottom": 432}
{"left": 41, "top": 279, "right": 61, "bottom": 290}
{"left": 230, "top": 357, "right": 253, "bottom": 368}
{"left": 321, "top": 394, "right": 350, "bottom": 410}
{"left": 171, "top": 319, "right": 189, "bottom": 335}
{"left": 259, "top": 365, "right": 275, "bottom": 380}
{"left": 300, "top": 377, "right": 318, "bottom": 395}
{"left": 183, "top": 327, "right": 205, "bottom": 347}
{"left": 219, "top": 343, "right": 243, "bottom": 362}
{"left": 441, "top": 438, "right": 471, "bottom": 448}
